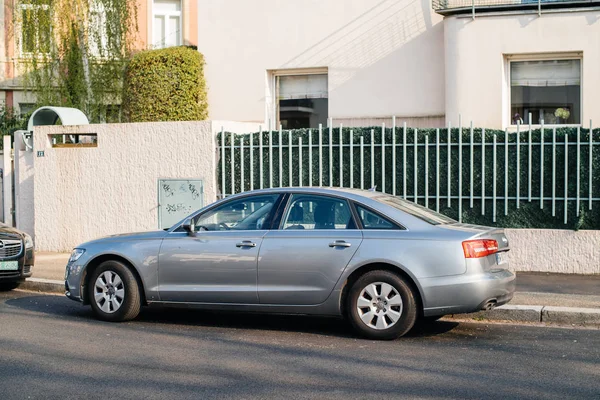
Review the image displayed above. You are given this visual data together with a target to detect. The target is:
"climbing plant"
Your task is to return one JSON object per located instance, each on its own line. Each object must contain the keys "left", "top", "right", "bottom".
{"left": 13, "top": 0, "right": 138, "bottom": 122}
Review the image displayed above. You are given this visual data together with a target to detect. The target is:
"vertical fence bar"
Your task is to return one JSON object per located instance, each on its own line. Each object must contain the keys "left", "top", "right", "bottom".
{"left": 576, "top": 126, "right": 581, "bottom": 216}
{"left": 259, "top": 127, "right": 264, "bottom": 189}
{"left": 414, "top": 128, "right": 418, "bottom": 203}
{"left": 403, "top": 122, "right": 407, "bottom": 199}
{"left": 447, "top": 121, "right": 451, "bottom": 207}
{"left": 590, "top": 120, "right": 593, "bottom": 210}
{"left": 221, "top": 127, "right": 225, "bottom": 198}
{"left": 288, "top": 131, "right": 292, "bottom": 187}
{"left": 231, "top": 132, "right": 235, "bottom": 195}
{"left": 329, "top": 122, "right": 333, "bottom": 187}
{"left": 516, "top": 122, "right": 520, "bottom": 208}
{"left": 360, "top": 136, "right": 365, "bottom": 189}
{"left": 436, "top": 128, "right": 440, "bottom": 213}
{"left": 392, "top": 117, "right": 397, "bottom": 196}
{"left": 458, "top": 117, "right": 462, "bottom": 221}
{"left": 469, "top": 121, "right": 474, "bottom": 208}
{"left": 528, "top": 114, "right": 532, "bottom": 202}
{"left": 269, "top": 130, "right": 273, "bottom": 188}
{"left": 339, "top": 124, "right": 344, "bottom": 187}
{"left": 240, "top": 139, "right": 244, "bottom": 192}
{"left": 382, "top": 123, "right": 386, "bottom": 193}
{"left": 540, "top": 121, "right": 544, "bottom": 209}
{"left": 482, "top": 127, "right": 486, "bottom": 216}
{"left": 504, "top": 130, "right": 508, "bottom": 216}
{"left": 299, "top": 137, "right": 303, "bottom": 187}
{"left": 371, "top": 129, "right": 375, "bottom": 189}
{"left": 552, "top": 127, "right": 556, "bottom": 216}
{"left": 425, "top": 133, "right": 429, "bottom": 208}
{"left": 308, "top": 129, "right": 313, "bottom": 186}
{"left": 564, "top": 132, "right": 569, "bottom": 224}
{"left": 319, "top": 124, "right": 323, "bottom": 186}
{"left": 279, "top": 126, "right": 283, "bottom": 187}
{"left": 493, "top": 133, "right": 497, "bottom": 222}
{"left": 250, "top": 132, "right": 254, "bottom": 190}
{"left": 350, "top": 130, "right": 354, "bottom": 189}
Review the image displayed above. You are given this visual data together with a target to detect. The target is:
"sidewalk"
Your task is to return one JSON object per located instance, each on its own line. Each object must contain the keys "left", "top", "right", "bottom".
{"left": 21, "top": 252, "right": 600, "bottom": 327}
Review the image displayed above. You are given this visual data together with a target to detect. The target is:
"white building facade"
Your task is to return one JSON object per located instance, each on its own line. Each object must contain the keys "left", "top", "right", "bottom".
{"left": 197, "top": 0, "right": 600, "bottom": 129}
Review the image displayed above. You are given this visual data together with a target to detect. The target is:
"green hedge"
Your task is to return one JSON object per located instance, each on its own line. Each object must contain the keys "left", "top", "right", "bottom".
{"left": 122, "top": 46, "right": 208, "bottom": 122}
{"left": 217, "top": 126, "right": 600, "bottom": 230}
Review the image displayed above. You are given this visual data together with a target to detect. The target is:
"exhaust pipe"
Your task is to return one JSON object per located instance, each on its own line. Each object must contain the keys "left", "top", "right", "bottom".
{"left": 482, "top": 300, "right": 497, "bottom": 311}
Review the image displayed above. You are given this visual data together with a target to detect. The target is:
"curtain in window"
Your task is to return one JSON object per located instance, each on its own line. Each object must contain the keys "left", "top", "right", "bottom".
{"left": 511, "top": 59, "right": 581, "bottom": 87}
{"left": 279, "top": 74, "right": 328, "bottom": 100}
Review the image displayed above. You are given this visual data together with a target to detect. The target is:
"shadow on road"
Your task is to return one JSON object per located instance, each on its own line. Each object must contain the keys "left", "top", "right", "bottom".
{"left": 6, "top": 292, "right": 460, "bottom": 339}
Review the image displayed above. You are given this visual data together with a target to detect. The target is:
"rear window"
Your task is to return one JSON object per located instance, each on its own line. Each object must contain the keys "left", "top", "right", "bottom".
{"left": 375, "top": 196, "right": 456, "bottom": 225}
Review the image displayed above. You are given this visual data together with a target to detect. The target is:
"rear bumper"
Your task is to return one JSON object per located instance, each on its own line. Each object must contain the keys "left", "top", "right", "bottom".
{"left": 421, "top": 269, "right": 516, "bottom": 317}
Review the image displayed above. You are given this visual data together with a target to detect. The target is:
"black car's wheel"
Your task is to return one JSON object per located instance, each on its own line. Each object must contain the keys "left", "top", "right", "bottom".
{"left": 0, "top": 282, "right": 20, "bottom": 291}
{"left": 347, "top": 270, "right": 417, "bottom": 340}
{"left": 88, "top": 260, "right": 141, "bottom": 322}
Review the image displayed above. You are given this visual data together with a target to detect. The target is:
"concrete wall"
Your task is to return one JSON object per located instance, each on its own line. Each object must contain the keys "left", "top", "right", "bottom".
{"left": 31, "top": 121, "right": 223, "bottom": 251}
{"left": 14, "top": 131, "right": 34, "bottom": 236}
{"left": 197, "top": 0, "right": 445, "bottom": 125}
{"left": 506, "top": 229, "right": 600, "bottom": 274}
{"left": 445, "top": 10, "right": 600, "bottom": 129}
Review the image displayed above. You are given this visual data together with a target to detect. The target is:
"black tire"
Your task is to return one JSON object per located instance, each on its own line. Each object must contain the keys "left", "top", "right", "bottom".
{"left": 0, "top": 282, "right": 20, "bottom": 291}
{"left": 88, "top": 260, "right": 141, "bottom": 322}
{"left": 347, "top": 270, "right": 418, "bottom": 340}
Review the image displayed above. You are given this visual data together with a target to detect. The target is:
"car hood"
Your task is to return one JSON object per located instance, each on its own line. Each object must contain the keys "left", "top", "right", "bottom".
{"left": 78, "top": 231, "right": 168, "bottom": 247}
{"left": 0, "top": 225, "right": 26, "bottom": 240}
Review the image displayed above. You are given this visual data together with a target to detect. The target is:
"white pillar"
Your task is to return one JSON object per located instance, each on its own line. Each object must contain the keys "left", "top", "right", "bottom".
{"left": 3, "top": 135, "right": 12, "bottom": 226}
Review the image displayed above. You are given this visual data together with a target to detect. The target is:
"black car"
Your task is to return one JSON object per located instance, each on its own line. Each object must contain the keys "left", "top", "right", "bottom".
{"left": 0, "top": 223, "right": 34, "bottom": 291}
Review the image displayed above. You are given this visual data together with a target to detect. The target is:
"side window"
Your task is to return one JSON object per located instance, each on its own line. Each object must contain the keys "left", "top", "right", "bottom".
{"left": 281, "top": 195, "right": 355, "bottom": 230}
{"left": 355, "top": 205, "right": 401, "bottom": 230}
{"left": 193, "top": 194, "right": 280, "bottom": 231}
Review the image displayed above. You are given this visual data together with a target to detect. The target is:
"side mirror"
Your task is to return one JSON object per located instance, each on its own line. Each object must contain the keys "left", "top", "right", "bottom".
{"left": 182, "top": 218, "right": 196, "bottom": 236}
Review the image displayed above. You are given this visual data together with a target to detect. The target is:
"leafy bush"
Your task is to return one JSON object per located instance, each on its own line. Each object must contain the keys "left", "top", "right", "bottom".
{"left": 122, "top": 46, "right": 208, "bottom": 122}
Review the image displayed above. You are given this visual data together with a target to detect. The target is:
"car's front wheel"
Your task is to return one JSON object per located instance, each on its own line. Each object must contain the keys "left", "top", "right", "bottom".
{"left": 0, "top": 282, "right": 20, "bottom": 291}
{"left": 88, "top": 260, "right": 141, "bottom": 322}
{"left": 347, "top": 270, "right": 417, "bottom": 340}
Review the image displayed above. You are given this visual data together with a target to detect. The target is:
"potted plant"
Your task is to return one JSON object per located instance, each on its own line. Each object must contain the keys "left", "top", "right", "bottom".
{"left": 554, "top": 108, "right": 571, "bottom": 124}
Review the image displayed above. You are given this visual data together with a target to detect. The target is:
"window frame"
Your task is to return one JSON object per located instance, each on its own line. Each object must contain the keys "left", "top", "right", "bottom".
{"left": 507, "top": 53, "right": 583, "bottom": 129}
{"left": 152, "top": 0, "right": 183, "bottom": 49}
{"left": 170, "top": 192, "right": 285, "bottom": 233}
{"left": 18, "top": 2, "right": 52, "bottom": 57}
{"left": 268, "top": 68, "right": 329, "bottom": 130}
{"left": 276, "top": 192, "right": 359, "bottom": 231}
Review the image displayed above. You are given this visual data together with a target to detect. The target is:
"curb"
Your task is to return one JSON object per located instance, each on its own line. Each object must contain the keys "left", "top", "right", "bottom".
{"left": 446, "top": 304, "right": 600, "bottom": 327}
{"left": 20, "top": 278, "right": 64, "bottom": 294}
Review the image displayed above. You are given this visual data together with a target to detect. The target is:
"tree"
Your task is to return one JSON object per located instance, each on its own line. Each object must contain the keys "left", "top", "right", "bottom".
{"left": 13, "top": 0, "right": 138, "bottom": 122}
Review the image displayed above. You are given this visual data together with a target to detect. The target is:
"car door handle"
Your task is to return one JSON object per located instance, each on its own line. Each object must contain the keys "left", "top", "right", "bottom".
{"left": 236, "top": 241, "right": 257, "bottom": 248}
{"left": 329, "top": 240, "right": 352, "bottom": 248}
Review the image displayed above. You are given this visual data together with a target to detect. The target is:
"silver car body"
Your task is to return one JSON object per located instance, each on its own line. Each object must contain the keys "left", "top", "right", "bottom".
{"left": 65, "top": 188, "right": 515, "bottom": 317}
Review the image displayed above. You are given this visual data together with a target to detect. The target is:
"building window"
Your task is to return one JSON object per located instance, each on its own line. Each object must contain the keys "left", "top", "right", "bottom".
{"left": 153, "top": 0, "right": 182, "bottom": 49}
{"left": 277, "top": 73, "right": 328, "bottom": 129}
{"left": 18, "top": 103, "right": 36, "bottom": 117}
{"left": 510, "top": 59, "right": 581, "bottom": 125}
{"left": 20, "top": 1, "right": 51, "bottom": 54}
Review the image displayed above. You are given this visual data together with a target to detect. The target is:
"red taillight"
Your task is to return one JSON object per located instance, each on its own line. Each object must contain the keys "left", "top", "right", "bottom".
{"left": 462, "top": 239, "right": 499, "bottom": 258}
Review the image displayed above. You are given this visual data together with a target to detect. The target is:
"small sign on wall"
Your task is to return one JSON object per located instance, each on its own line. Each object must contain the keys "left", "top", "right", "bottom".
{"left": 158, "top": 179, "right": 204, "bottom": 230}
{"left": 37, "top": 151, "right": 44, "bottom": 157}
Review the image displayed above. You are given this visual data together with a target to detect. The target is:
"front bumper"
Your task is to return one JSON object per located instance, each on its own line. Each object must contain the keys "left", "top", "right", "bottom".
{"left": 0, "top": 246, "right": 34, "bottom": 282}
{"left": 420, "top": 269, "right": 516, "bottom": 317}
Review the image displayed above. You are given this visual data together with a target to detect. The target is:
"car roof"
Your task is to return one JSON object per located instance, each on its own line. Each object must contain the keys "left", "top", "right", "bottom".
{"left": 228, "top": 187, "right": 385, "bottom": 202}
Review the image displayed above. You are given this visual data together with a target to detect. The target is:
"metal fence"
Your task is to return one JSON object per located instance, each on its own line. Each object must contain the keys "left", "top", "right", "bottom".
{"left": 432, "top": 0, "right": 593, "bottom": 14}
{"left": 218, "top": 116, "right": 600, "bottom": 225}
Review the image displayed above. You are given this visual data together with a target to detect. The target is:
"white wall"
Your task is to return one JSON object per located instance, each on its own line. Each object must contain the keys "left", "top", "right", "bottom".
{"left": 14, "top": 131, "right": 35, "bottom": 236}
{"left": 32, "top": 121, "right": 222, "bottom": 251}
{"left": 445, "top": 10, "right": 600, "bottom": 129}
{"left": 197, "top": 0, "right": 445, "bottom": 125}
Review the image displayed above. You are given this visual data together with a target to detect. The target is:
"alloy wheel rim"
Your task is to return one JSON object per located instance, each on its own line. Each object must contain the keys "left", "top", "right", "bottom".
{"left": 356, "top": 282, "right": 403, "bottom": 330}
{"left": 94, "top": 271, "right": 125, "bottom": 314}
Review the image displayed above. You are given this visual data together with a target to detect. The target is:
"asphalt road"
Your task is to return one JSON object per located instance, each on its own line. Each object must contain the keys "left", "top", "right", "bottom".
{"left": 1, "top": 291, "right": 599, "bottom": 400}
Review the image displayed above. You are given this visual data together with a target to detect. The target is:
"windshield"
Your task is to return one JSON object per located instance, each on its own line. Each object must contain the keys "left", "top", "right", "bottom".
{"left": 375, "top": 195, "right": 456, "bottom": 225}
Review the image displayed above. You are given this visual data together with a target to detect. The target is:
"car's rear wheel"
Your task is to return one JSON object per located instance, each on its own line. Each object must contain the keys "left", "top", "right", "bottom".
{"left": 347, "top": 270, "right": 417, "bottom": 340}
{"left": 88, "top": 260, "right": 141, "bottom": 322}
{"left": 0, "top": 282, "right": 20, "bottom": 291}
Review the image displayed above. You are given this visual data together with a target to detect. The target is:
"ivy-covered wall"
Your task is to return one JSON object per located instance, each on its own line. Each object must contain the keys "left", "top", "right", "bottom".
{"left": 218, "top": 126, "right": 600, "bottom": 230}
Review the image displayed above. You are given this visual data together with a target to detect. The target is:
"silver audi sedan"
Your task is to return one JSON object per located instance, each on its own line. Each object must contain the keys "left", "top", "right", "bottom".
{"left": 65, "top": 187, "right": 515, "bottom": 340}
